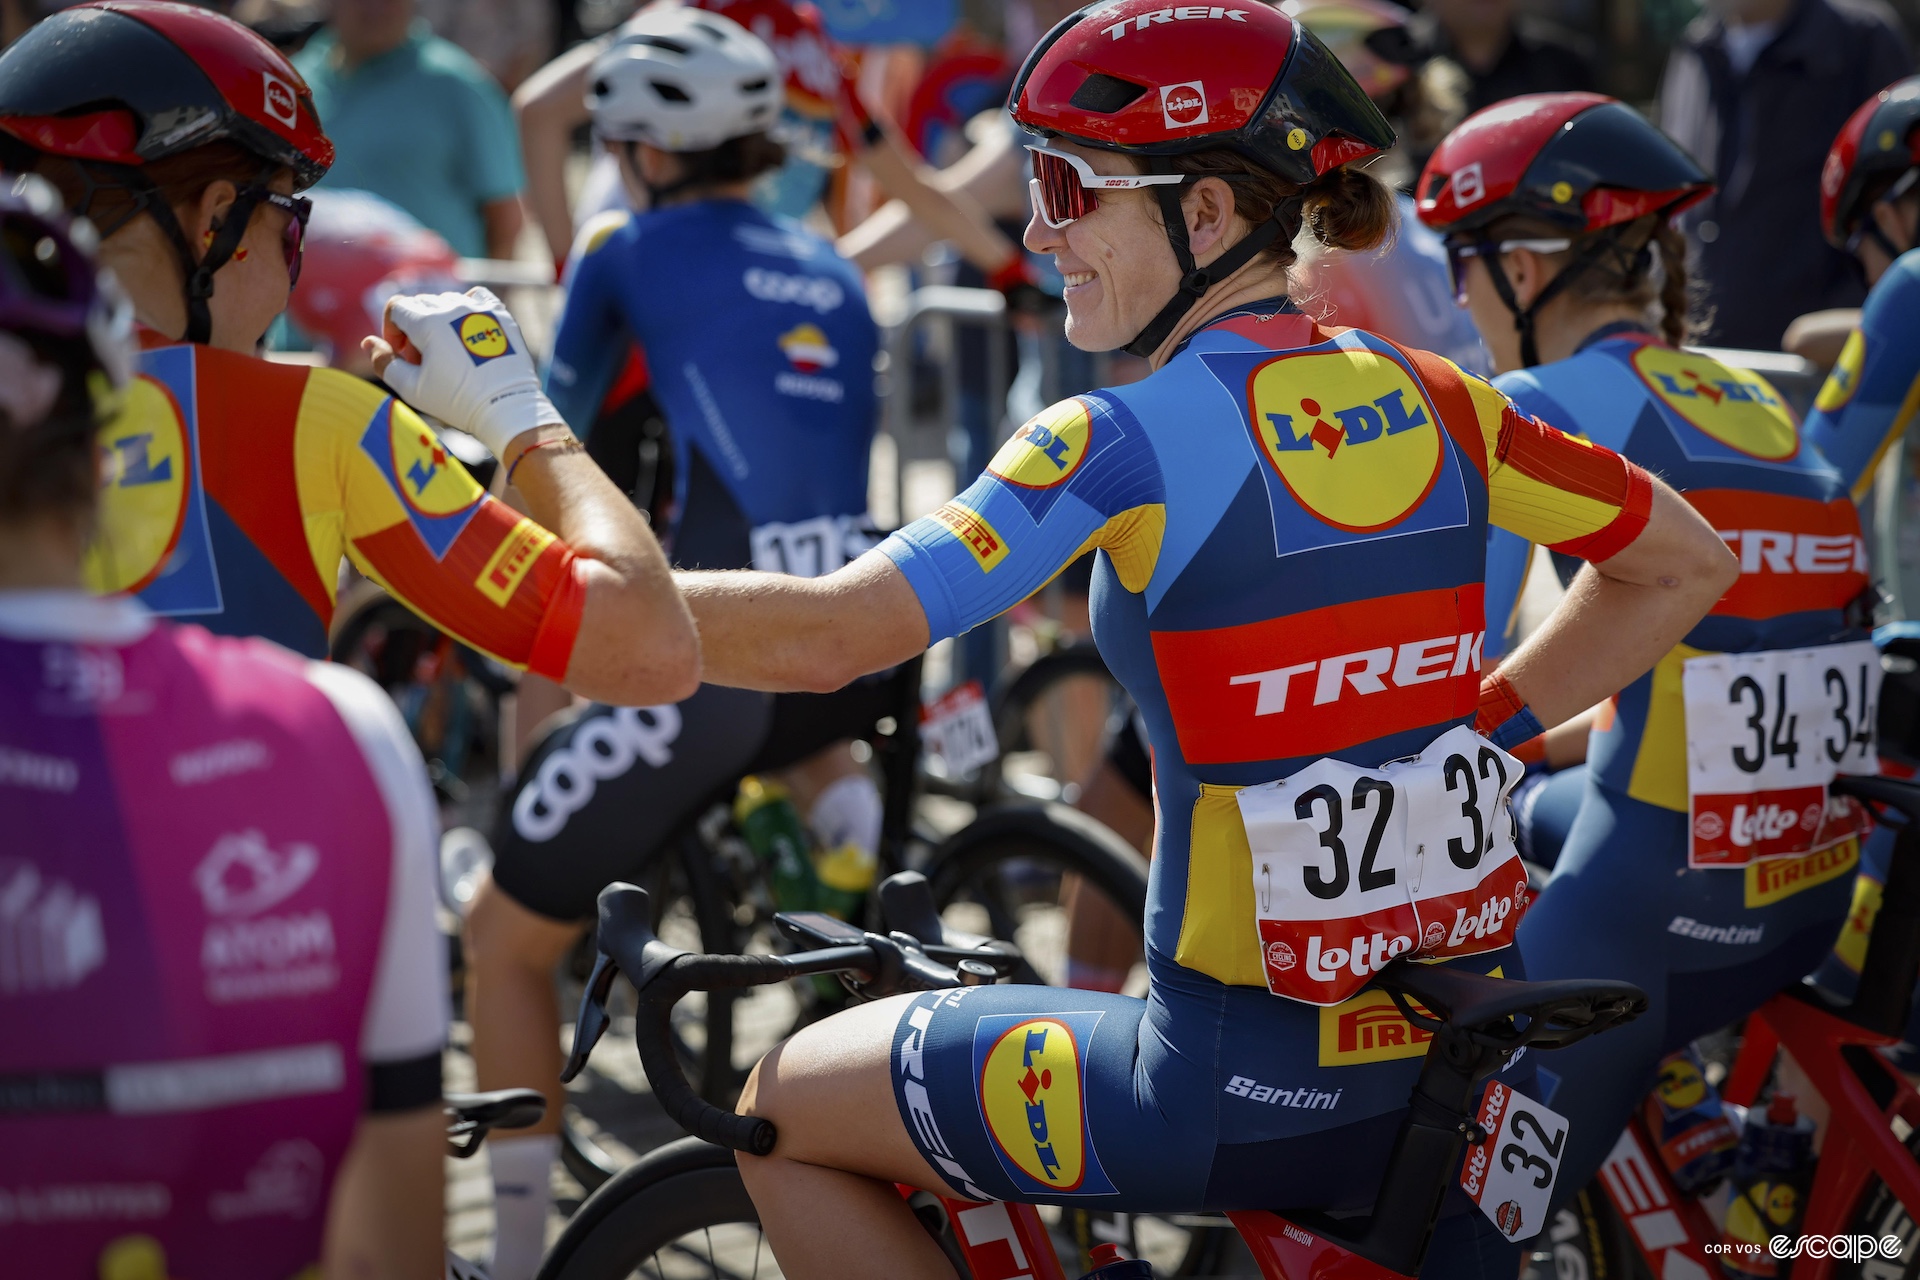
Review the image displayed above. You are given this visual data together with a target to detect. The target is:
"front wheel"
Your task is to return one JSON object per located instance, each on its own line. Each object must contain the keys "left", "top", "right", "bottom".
{"left": 536, "top": 1137, "right": 767, "bottom": 1280}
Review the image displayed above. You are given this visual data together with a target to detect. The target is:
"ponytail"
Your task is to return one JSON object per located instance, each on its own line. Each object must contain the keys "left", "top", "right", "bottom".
{"left": 1653, "top": 221, "right": 1694, "bottom": 348}
{"left": 1302, "top": 164, "right": 1396, "bottom": 256}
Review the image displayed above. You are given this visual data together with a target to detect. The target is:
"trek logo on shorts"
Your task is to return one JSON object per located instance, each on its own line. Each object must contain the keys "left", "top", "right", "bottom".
{"left": 455, "top": 312, "right": 512, "bottom": 364}
{"left": 893, "top": 990, "right": 990, "bottom": 1201}
{"left": 988, "top": 400, "right": 1091, "bottom": 491}
{"left": 1630, "top": 346, "right": 1797, "bottom": 462}
{"left": 928, "top": 501, "right": 1008, "bottom": 573}
{"left": 1152, "top": 585, "right": 1484, "bottom": 765}
{"left": 359, "top": 400, "right": 484, "bottom": 559}
{"left": 1743, "top": 837, "right": 1859, "bottom": 908}
{"left": 971, "top": 1011, "right": 1115, "bottom": 1197}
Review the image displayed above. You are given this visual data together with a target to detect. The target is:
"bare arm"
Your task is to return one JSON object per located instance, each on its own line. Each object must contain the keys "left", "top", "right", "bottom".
{"left": 481, "top": 195, "right": 526, "bottom": 262}
{"left": 513, "top": 41, "right": 601, "bottom": 267}
{"left": 321, "top": 1105, "right": 444, "bottom": 1280}
{"left": 676, "top": 552, "right": 929, "bottom": 693}
{"left": 1499, "top": 479, "right": 1737, "bottom": 727}
{"left": 853, "top": 122, "right": 1021, "bottom": 275}
{"left": 838, "top": 119, "right": 1027, "bottom": 271}
{"left": 1782, "top": 308, "right": 1862, "bottom": 369}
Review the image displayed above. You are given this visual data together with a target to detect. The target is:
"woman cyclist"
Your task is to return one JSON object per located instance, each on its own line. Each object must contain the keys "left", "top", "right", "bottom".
{"left": 0, "top": 0, "right": 698, "bottom": 705}
{"left": 0, "top": 174, "right": 447, "bottom": 1279}
{"left": 1416, "top": 93, "right": 1876, "bottom": 1206}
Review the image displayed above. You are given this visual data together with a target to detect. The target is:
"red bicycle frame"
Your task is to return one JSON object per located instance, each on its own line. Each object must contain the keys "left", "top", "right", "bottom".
{"left": 1593, "top": 989, "right": 1920, "bottom": 1280}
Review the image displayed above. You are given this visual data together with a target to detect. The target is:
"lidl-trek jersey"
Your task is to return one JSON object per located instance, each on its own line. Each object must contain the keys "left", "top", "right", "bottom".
{"left": 84, "top": 340, "right": 587, "bottom": 675}
{"left": 0, "top": 593, "right": 445, "bottom": 1280}
{"left": 1490, "top": 330, "right": 1869, "bottom": 812}
{"left": 549, "top": 200, "right": 877, "bottom": 571}
{"left": 1803, "top": 248, "right": 1920, "bottom": 501}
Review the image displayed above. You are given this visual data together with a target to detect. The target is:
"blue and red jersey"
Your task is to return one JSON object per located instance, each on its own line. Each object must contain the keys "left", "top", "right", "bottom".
{"left": 1803, "top": 248, "right": 1920, "bottom": 501}
{"left": 880, "top": 302, "right": 1651, "bottom": 988}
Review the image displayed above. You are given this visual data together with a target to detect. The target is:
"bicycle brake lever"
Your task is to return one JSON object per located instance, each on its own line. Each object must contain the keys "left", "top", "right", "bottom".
{"left": 560, "top": 951, "right": 620, "bottom": 1083}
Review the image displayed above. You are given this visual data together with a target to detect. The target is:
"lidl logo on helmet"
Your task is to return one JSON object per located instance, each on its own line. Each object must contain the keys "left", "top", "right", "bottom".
{"left": 1160, "top": 82, "right": 1209, "bottom": 130}
{"left": 1246, "top": 350, "right": 1443, "bottom": 533}
{"left": 1631, "top": 346, "right": 1797, "bottom": 462}
{"left": 262, "top": 73, "right": 298, "bottom": 128}
{"left": 988, "top": 400, "right": 1091, "bottom": 489}
{"left": 971, "top": 1011, "right": 1116, "bottom": 1196}
{"left": 456, "top": 312, "right": 512, "bottom": 364}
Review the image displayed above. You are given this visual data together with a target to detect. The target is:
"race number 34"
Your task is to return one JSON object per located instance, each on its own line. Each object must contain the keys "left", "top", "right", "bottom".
{"left": 1681, "top": 641, "right": 1879, "bottom": 866}
{"left": 1461, "top": 1080, "right": 1570, "bottom": 1241}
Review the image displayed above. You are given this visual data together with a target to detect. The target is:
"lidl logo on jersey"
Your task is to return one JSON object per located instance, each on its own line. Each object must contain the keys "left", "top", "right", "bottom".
{"left": 455, "top": 312, "right": 512, "bottom": 364}
{"left": 971, "top": 1011, "right": 1116, "bottom": 1196}
{"left": 989, "top": 399, "right": 1092, "bottom": 490}
{"left": 84, "top": 352, "right": 222, "bottom": 616}
{"left": 1814, "top": 329, "right": 1865, "bottom": 414}
{"left": 1630, "top": 346, "right": 1798, "bottom": 462}
{"left": 359, "top": 399, "right": 484, "bottom": 559}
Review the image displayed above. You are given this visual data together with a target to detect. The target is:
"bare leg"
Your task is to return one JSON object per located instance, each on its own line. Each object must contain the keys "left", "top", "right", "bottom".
{"left": 737, "top": 996, "right": 960, "bottom": 1280}
{"left": 1063, "top": 759, "right": 1155, "bottom": 989}
{"left": 772, "top": 738, "right": 864, "bottom": 813}
{"left": 465, "top": 872, "right": 584, "bottom": 1136}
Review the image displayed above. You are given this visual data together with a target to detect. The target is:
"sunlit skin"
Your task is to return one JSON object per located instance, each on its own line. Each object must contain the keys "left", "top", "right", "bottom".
{"left": 1456, "top": 247, "right": 1645, "bottom": 374}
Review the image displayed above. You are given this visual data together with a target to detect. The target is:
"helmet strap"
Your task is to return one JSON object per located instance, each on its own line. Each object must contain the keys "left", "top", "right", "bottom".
{"left": 1479, "top": 231, "right": 1626, "bottom": 368}
{"left": 1123, "top": 168, "right": 1300, "bottom": 359}
{"left": 129, "top": 179, "right": 269, "bottom": 346}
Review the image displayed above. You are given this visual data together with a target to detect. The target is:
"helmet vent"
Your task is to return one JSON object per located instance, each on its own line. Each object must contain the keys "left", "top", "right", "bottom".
{"left": 634, "top": 35, "right": 691, "bottom": 56}
{"left": 689, "top": 19, "right": 729, "bottom": 41}
{"left": 650, "top": 80, "right": 693, "bottom": 103}
{"left": 740, "top": 78, "right": 770, "bottom": 92}
{"left": 1069, "top": 73, "right": 1148, "bottom": 114}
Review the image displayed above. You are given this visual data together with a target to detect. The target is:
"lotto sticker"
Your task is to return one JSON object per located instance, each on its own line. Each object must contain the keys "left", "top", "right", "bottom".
{"left": 922, "top": 680, "right": 999, "bottom": 777}
{"left": 1681, "top": 641, "right": 1879, "bottom": 867}
{"left": 1460, "top": 1080, "right": 1570, "bottom": 1241}
{"left": 1236, "top": 723, "right": 1527, "bottom": 1006}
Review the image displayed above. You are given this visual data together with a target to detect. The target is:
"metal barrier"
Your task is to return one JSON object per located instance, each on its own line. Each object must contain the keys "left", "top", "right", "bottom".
{"left": 1693, "top": 345, "right": 1824, "bottom": 416}
{"left": 880, "top": 284, "right": 1010, "bottom": 529}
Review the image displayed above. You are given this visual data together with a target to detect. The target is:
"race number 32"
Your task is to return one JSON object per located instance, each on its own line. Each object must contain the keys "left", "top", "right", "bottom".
{"left": 1681, "top": 641, "right": 1879, "bottom": 866}
{"left": 1461, "top": 1080, "right": 1570, "bottom": 1241}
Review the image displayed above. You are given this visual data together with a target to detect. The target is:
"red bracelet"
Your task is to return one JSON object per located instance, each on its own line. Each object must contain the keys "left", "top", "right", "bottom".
{"left": 504, "top": 435, "right": 580, "bottom": 487}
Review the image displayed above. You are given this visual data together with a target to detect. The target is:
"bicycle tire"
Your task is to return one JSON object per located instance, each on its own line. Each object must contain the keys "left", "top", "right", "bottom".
{"left": 1836, "top": 1126, "right": 1920, "bottom": 1279}
{"left": 1520, "top": 1182, "right": 1650, "bottom": 1280}
{"left": 536, "top": 1137, "right": 763, "bottom": 1280}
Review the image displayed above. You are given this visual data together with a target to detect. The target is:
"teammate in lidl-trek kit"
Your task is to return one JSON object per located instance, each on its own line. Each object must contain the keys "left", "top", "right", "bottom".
{"left": 1417, "top": 91, "right": 1879, "bottom": 1216}
{"left": 380, "top": 4, "right": 1738, "bottom": 1277}
{"left": 0, "top": 0, "right": 699, "bottom": 706}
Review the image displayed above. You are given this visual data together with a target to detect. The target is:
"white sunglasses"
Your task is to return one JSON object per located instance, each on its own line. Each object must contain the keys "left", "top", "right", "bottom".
{"left": 1026, "top": 144, "right": 1186, "bottom": 229}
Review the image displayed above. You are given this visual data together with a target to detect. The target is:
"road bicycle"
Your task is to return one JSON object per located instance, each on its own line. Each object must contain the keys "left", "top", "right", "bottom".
{"left": 530, "top": 870, "right": 1646, "bottom": 1280}
{"left": 1536, "top": 773, "right": 1920, "bottom": 1280}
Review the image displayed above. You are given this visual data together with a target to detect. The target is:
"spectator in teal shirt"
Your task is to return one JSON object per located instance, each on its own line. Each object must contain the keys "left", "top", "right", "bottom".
{"left": 295, "top": 0, "right": 526, "bottom": 259}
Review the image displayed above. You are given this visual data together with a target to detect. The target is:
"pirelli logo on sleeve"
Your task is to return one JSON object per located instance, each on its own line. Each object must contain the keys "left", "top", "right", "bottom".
{"left": 928, "top": 500, "right": 1008, "bottom": 572}
{"left": 476, "top": 518, "right": 555, "bottom": 606}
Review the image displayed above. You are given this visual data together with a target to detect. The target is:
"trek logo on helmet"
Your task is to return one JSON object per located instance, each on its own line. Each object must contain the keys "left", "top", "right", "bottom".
{"left": 1102, "top": 6, "right": 1252, "bottom": 39}
{"left": 1160, "top": 82, "right": 1209, "bottom": 129}
{"left": 262, "top": 73, "right": 298, "bottom": 128}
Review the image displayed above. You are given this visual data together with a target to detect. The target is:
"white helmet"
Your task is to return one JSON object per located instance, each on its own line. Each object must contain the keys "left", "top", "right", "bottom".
{"left": 587, "top": 7, "right": 782, "bottom": 152}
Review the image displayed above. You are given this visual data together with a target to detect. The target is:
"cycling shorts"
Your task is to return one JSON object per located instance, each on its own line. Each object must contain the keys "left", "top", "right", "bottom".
{"left": 493, "top": 672, "right": 904, "bottom": 921}
{"left": 1517, "top": 777, "right": 1855, "bottom": 1205}
{"left": 888, "top": 952, "right": 1533, "bottom": 1217}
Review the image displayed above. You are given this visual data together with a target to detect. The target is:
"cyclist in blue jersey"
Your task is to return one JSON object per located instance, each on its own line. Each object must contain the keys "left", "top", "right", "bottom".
{"left": 464, "top": 13, "right": 888, "bottom": 1276}
{"left": 595, "top": 6, "right": 1738, "bottom": 1273}
{"left": 1418, "top": 93, "right": 1877, "bottom": 1209}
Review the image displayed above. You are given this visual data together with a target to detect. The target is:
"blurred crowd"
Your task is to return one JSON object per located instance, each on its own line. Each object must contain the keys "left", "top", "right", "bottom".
{"left": 0, "top": 0, "right": 1908, "bottom": 358}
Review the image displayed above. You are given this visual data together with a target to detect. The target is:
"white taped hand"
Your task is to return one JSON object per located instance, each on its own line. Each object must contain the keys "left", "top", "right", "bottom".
{"left": 380, "top": 287, "right": 565, "bottom": 459}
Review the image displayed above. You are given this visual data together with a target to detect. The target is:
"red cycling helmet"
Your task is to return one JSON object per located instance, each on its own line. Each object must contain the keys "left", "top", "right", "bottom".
{"left": 1820, "top": 77, "right": 1920, "bottom": 251}
{"left": 1414, "top": 92, "right": 1710, "bottom": 365}
{"left": 0, "top": 1, "right": 335, "bottom": 345}
{"left": 1009, "top": 0, "right": 1395, "bottom": 355}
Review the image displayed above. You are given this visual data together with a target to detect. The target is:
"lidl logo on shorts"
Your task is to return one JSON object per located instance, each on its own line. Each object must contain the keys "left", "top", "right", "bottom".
{"left": 1631, "top": 346, "right": 1798, "bottom": 462}
{"left": 1245, "top": 349, "right": 1444, "bottom": 533}
{"left": 1814, "top": 330, "right": 1865, "bottom": 414}
{"left": 988, "top": 400, "right": 1091, "bottom": 489}
{"left": 1316, "top": 972, "right": 1489, "bottom": 1065}
{"left": 359, "top": 399, "right": 484, "bottom": 559}
{"left": 971, "top": 1011, "right": 1115, "bottom": 1196}
{"left": 1743, "top": 836, "right": 1858, "bottom": 907}
{"left": 455, "top": 312, "right": 512, "bottom": 364}
{"left": 927, "top": 500, "right": 1008, "bottom": 572}
{"left": 84, "top": 353, "right": 222, "bottom": 615}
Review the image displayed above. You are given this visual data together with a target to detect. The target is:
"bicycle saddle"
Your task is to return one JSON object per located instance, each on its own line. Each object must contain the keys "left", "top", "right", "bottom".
{"left": 1832, "top": 773, "right": 1920, "bottom": 822}
{"left": 1372, "top": 962, "right": 1647, "bottom": 1051}
{"left": 444, "top": 1089, "right": 547, "bottom": 1131}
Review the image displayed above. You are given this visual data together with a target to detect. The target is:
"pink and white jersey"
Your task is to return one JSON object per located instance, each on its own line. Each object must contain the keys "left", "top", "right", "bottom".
{"left": 0, "top": 592, "right": 446, "bottom": 1280}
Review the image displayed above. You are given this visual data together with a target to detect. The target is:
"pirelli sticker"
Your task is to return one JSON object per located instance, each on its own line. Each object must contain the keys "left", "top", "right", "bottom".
{"left": 928, "top": 500, "right": 1007, "bottom": 572}
{"left": 1743, "top": 837, "right": 1859, "bottom": 908}
{"left": 1315, "top": 974, "right": 1493, "bottom": 1066}
{"left": 477, "top": 517, "right": 555, "bottom": 606}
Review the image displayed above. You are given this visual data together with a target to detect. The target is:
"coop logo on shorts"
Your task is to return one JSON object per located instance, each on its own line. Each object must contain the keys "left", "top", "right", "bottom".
{"left": 1160, "top": 81, "right": 1209, "bottom": 130}
{"left": 262, "top": 74, "right": 298, "bottom": 127}
{"left": 1631, "top": 346, "right": 1797, "bottom": 461}
{"left": 971, "top": 1011, "right": 1116, "bottom": 1196}
{"left": 1246, "top": 349, "right": 1444, "bottom": 533}
{"left": 988, "top": 399, "right": 1092, "bottom": 489}
{"left": 512, "top": 705, "right": 684, "bottom": 842}
{"left": 455, "top": 311, "right": 512, "bottom": 364}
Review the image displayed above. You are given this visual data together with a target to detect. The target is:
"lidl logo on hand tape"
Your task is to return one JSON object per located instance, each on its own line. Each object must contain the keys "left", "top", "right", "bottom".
{"left": 1813, "top": 330, "right": 1865, "bottom": 415}
{"left": 988, "top": 400, "right": 1091, "bottom": 489}
{"left": 455, "top": 312, "right": 511, "bottom": 364}
{"left": 1632, "top": 347, "right": 1797, "bottom": 461}
{"left": 971, "top": 1011, "right": 1115, "bottom": 1196}
{"left": 1246, "top": 349, "right": 1443, "bottom": 533}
